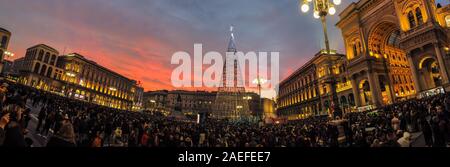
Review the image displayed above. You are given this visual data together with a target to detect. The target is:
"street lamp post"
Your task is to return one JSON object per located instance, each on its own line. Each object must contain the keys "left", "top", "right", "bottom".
{"left": 4, "top": 51, "right": 14, "bottom": 60}
{"left": 253, "top": 77, "right": 267, "bottom": 121}
{"left": 300, "top": 0, "right": 342, "bottom": 118}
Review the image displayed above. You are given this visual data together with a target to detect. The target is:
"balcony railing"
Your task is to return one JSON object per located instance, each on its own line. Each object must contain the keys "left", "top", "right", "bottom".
{"left": 401, "top": 21, "right": 434, "bottom": 38}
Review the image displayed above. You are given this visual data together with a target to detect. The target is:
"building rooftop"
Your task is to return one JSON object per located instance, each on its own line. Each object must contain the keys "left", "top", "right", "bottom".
{"left": 0, "top": 27, "right": 11, "bottom": 35}
{"left": 279, "top": 50, "right": 345, "bottom": 86}
{"left": 27, "top": 44, "right": 59, "bottom": 53}
{"left": 62, "top": 52, "right": 140, "bottom": 85}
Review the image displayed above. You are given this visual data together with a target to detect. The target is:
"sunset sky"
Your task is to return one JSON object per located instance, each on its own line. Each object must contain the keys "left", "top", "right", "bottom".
{"left": 0, "top": 0, "right": 448, "bottom": 97}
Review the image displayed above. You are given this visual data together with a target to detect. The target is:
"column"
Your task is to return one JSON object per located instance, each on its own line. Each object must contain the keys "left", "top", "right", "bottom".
{"left": 357, "top": 13, "right": 370, "bottom": 58}
{"left": 435, "top": 43, "right": 450, "bottom": 85}
{"left": 368, "top": 72, "right": 382, "bottom": 108}
{"left": 386, "top": 75, "right": 395, "bottom": 105}
{"left": 350, "top": 77, "right": 362, "bottom": 107}
{"left": 407, "top": 54, "right": 423, "bottom": 92}
{"left": 422, "top": 0, "right": 436, "bottom": 23}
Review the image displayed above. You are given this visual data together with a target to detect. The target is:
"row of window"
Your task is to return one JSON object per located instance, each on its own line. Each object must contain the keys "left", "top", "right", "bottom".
{"left": 0, "top": 36, "right": 8, "bottom": 49}
{"left": 72, "top": 63, "right": 132, "bottom": 92}
{"left": 393, "top": 74, "right": 413, "bottom": 85}
{"left": 280, "top": 74, "right": 315, "bottom": 96}
{"left": 26, "top": 49, "right": 58, "bottom": 66}
{"left": 407, "top": 7, "right": 424, "bottom": 29}
{"left": 278, "top": 104, "right": 318, "bottom": 117}
{"left": 279, "top": 88, "right": 318, "bottom": 107}
{"left": 351, "top": 40, "right": 363, "bottom": 59}
{"left": 73, "top": 78, "right": 133, "bottom": 101}
{"left": 395, "top": 85, "right": 415, "bottom": 96}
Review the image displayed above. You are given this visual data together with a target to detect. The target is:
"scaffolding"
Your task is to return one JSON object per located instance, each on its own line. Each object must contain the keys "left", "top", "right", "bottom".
{"left": 213, "top": 26, "right": 251, "bottom": 121}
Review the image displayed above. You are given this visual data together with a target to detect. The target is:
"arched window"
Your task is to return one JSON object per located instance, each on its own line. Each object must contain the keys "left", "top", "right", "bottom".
{"left": 33, "top": 63, "right": 41, "bottom": 73}
{"left": 44, "top": 52, "right": 50, "bottom": 62}
{"left": 348, "top": 94, "right": 355, "bottom": 106}
{"left": 445, "top": 15, "right": 450, "bottom": 27}
{"left": 408, "top": 11, "right": 416, "bottom": 28}
{"left": 1, "top": 36, "right": 7, "bottom": 48}
{"left": 50, "top": 55, "right": 56, "bottom": 65}
{"left": 38, "top": 50, "right": 44, "bottom": 61}
{"left": 46, "top": 67, "right": 53, "bottom": 78}
{"left": 358, "top": 42, "right": 363, "bottom": 53}
{"left": 40, "top": 65, "right": 47, "bottom": 76}
{"left": 415, "top": 8, "right": 423, "bottom": 24}
{"left": 387, "top": 30, "right": 401, "bottom": 48}
{"left": 353, "top": 44, "right": 358, "bottom": 58}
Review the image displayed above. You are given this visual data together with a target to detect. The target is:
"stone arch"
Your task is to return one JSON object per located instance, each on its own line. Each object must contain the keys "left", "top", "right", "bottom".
{"left": 399, "top": 0, "right": 423, "bottom": 13}
{"left": 348, "top": 93, "right": 355, "bottom": 106}
{"left": 46, "top": 67, "right": 53, "bottom": 78}
{"left": 418, "top": 56, "right": 442, "bottom": 89}
{"left": 347, "top": 34, "right": 363, "bottom": 60}
{"left": 44, "top": 52, "right": 50, "bottom": 62}
{"left": 368, "top": 21, "right": 400, "bottom": 55}
{"left": 340, "top": 95, "right": 348, "bottom": 111}
{"left": 359, "top": 79, "right": 372, "bottom": 106}
{"left": 33, "top": 62, "right": 41, "bottom": 73}
{"left": 40, "top": 65, "right": 47, "bottom": 76}
{"left": 399, "top": 0, "right": 427, "bottom": 30}
{"left": 368, "top": 21, "right": 411, "bottom": 103}
{"left": 38, "top": 50, "right": 44, "bottom": 61}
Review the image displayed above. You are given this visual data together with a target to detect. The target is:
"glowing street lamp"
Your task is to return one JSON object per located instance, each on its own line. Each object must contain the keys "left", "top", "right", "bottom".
{"left": 300, "top": 0, "right": 341, "bottom": 54}
{"left": 300, "top": 0, "right": 342, "bottom": 118}
{"left": 3, "top": 51, "right": 14, "bottom": 60}
{"left": 4, "top": 51, "right": 14, "bottom": 57}
{"left": 253, "top": 77, "right": 267, "bottom": 120}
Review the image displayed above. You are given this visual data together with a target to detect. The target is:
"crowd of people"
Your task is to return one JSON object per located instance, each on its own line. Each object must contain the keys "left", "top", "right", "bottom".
{"left": 0, "top": 79, "right": 449, "bottom": 147}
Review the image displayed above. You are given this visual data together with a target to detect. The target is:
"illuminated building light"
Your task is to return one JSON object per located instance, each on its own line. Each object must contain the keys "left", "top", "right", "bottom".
{"left": 66, "top": 72, "right": 76, "bottom": 77}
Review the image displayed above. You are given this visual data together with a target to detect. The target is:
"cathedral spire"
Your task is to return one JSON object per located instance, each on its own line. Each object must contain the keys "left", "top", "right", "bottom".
{"left": 228, "top": 25, "right": 237, "bottom": 53}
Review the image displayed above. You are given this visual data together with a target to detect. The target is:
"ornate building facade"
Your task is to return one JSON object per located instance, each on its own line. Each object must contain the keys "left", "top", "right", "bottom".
{"left": 14, "top": 44, "right": 64, "bottom": 91}
{"left": 0, "top": 27, "right": 11, "bottom": 73}
{"left": 144, "top": 90, "right": 264, "bottom": 119}
{"left": 337, "top": 0, "right": 450, "bottom": 108}
{"left": 13, "top": 45, "right": 144, "bottom": 111}
{"left": 278, "top": 0, "right": 450, "bottom": 120}
{"left": 278, "top": 50, "right": 354, "bottom": 120}
{"left": 57, "top": 53, "right": 144, "bottom": 111}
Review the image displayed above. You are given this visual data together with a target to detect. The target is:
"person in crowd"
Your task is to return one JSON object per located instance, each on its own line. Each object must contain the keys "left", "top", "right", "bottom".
{"left": 46, "top": 115, "right": 76, "bottom": 147}
{"left": 91, "top": 132, "right": 103, "bottom": 147}
{"left": 1, "top": 80, "right": 450, "bottom": 148}
{"left": 1, "top": 104, "right": 27, "bottom": 147}
{"left": 36, "top": 107, "right": 46, "bottom": 133}
{"left": 397, "top": 132, "right": 412, "bottom": 147}
{"left": 113, "top": 127, "right": 123, "bottom": 146}
{"left": 0, "top": 113, "right": 10, "bottom": 146}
